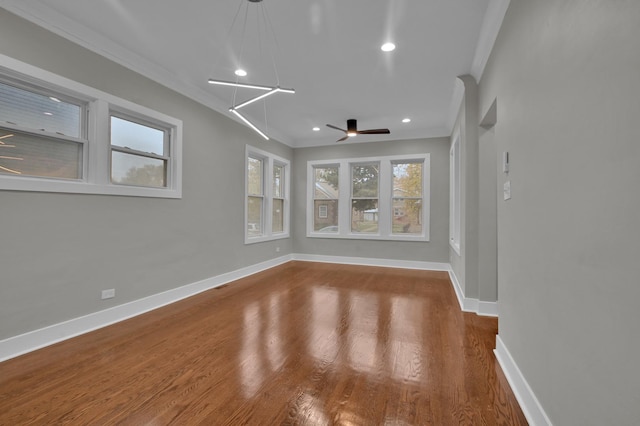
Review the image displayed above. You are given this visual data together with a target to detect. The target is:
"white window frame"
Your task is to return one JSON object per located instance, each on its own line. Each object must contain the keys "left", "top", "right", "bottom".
{"left": 307, "top": 154, "right": 430, "bottom": 241}
{"left": 450, "top": 131, "right": 461, "bottom": 254}
{"left": 0, "top": 54, "right": 182, "bottom": 198}
{"left": 245, "top": 145, "right": 290, "bottom": 244}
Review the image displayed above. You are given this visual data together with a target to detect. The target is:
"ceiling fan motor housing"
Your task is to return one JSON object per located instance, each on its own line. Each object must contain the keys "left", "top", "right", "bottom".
{"left": 347, "top": 119, "right": 357, "bottom": 133}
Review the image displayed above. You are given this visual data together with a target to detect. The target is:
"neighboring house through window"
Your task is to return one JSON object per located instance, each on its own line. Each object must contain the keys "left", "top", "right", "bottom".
{"left": 307, "top": 154, "right": 430, "bottom": 241}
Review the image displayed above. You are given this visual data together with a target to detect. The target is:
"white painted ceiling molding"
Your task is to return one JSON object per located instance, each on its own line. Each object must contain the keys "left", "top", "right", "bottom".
{"left": 0, "top": 0, "right": 293, "bottom": 145}
{"left": 0, "top": 0, "right": 508, "bottom": 147}
{"left": 446, "top": 0, "right": 511, "bottom": 135}
{"left": 470, "top": 0, "right": 512, "bottom": 82}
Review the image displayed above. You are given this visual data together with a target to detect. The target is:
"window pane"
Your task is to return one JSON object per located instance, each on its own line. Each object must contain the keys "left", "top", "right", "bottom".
{"left": 272, "top": 198, "right": 284, "bottom": 233}
{"left": 247, "top": 196, "right": 263, "bottom": 236}
{"left": 0, "top": 81, "right": 82, "bottom": 138}
{"left": 110, "top": 116, "right": 165, "bottom": 155}
{"left": 392, "top": 199, "right": 423, "bottom": 234}
{"left": 314, "top": 166, "right": 339, "bottom": 199}
{"left": 352, "top": 164, "right": 378, "bottom": 197}
{"left": 247, "top": 157, "right": 262, "bottom": 196}
{"left": 111, "top": 151, "right": 166, "bottom": 187}
{"left": 314, "top": 200, "right": 338, "bottom": 232}
{"left": 393, "top": 163, "right": 422, "bottom": 197}
{"left": 273, "top": 164, "right": 284, "bottom": 198}
{"left": 351, "top": 199, "right": 378, "bottom": 233}
{"left": 0, "top": 129, "right": 81, "bottom": 179}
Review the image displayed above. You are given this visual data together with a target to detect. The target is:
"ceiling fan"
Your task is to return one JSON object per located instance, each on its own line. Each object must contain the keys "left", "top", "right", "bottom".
{"left": 326, "top": 119, "right": 390, "bottom": 142}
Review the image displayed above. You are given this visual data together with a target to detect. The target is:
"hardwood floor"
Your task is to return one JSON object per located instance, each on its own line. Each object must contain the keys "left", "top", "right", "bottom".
{"left": 0, "top": 262, "right": 527, "bottom": 425}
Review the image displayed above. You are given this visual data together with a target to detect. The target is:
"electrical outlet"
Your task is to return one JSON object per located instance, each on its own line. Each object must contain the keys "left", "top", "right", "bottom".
{"left": 276, "top": 246, "right": 280, "bottom": 253}
{"left": 101, "top": 289, "right": 115, "bottom": 299}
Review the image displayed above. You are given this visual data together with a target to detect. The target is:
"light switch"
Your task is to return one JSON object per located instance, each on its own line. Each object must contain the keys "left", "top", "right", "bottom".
{"left": 503, "top": 180, "right": 511, "bottom": 200}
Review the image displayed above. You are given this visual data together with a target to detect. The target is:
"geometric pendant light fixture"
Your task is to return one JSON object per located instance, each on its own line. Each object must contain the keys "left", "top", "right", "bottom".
{"left": 208, "top": 0, "right": 295, "bottom": 140}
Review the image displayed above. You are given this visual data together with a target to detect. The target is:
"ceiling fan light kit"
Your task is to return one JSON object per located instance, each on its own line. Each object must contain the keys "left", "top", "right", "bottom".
{"left": 326, "top": 119, "right": 390, "bottom": 143}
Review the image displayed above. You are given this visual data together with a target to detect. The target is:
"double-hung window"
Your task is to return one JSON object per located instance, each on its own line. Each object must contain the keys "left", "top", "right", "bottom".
{"left": 307, "top": 153, "right": 430, "bottom": 241}
{"left": 392, "top": 161, "right": 424, "bottom": 235}
{"left": 110, "top": 114, "right": 170, "bottom": 188}
{"left": 0, "top": 78, "right": 87, "bottom": 180}
{"left": 351, "top": 163, "right": 379, "bottom": 234}
{"left": 0, "top": 54, "right": 182, "bottom": 198}
{"left": 245, "top": 145, "right": 290, "bottom": 243}
{"left": 312, "top": 165, "right": 339, "bottom": 233}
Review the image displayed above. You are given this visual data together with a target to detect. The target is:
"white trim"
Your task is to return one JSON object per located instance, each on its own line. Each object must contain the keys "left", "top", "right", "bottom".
{"left": 306, "top": 154, "right": 431, "bottom": 242}
{"left": 0, "top": 0, "right": 293, "bottom": 147}
{"left": 495, "top": 335, "right": 553, "bottom": 426}
{"left": 470, "top": 0, "right": 511, "bottom": 82}
{"left": 449, "top": 130, "right": 461, "bottom": 254}
{"left": 0, "top": 255, "right": 291, "bottom": 362}
{"left": 447, "top": 269, "right": 498, "bottom": 317}
{"left": 0, "top": 255, "right": 499, "bottom": 362}
{"left": 245, "top": 145, "right": 291, "bottom": 244}
{"left": 446, "top": 78, "right": 465, "bottom": 134}
{"left": 478, "top": 301, "right": 499, "bottom": 317}
{"left": 446, "top": 0, "right": 510, "bottom": 134}
{"left": 292, "top": 253, "right": 449, "bottom": 271}
{"left": 0, "top": 54, "right": 183, "bottom": 198}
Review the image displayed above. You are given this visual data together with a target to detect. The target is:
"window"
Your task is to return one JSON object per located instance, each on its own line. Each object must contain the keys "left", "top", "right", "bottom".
{"left": 247, "top": 156, "right": 264, "bottom": 237}
{"left": 450, "top": 133, "right": 461, "bottom": 254}
{"left": 110, "top": 115, "right": 169, "bottom": 188}
{"left": 392, "top": 162, "right": 423, "bottom": 235}
{"left": 312, "top": 165, "right": 339, "bottom": 233}
{"left": 0, "top": 78, "right": 86, "bottom": 179}
{"left": 245, "top": 145, "right": 290, "bottom": 243}
{"left": 0, "top": 54, "right": 182, "bottom": 198}
{"left": 307, "top": 154, "right": 430, "bottom": 241}
{"left": 272, "top": 164, "right": 285, "bottom": 233}
{"left": 351, "top": 163, "right": 379, "bottom": 233}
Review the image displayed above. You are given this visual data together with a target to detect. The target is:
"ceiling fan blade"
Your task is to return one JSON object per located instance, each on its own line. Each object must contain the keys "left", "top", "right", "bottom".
{"left": 357, "top": 128, "right": 391, "bottom": 135}
{"left": 326, "top": 124, "right": 347, "bottom": 133}
{"left": 336, "top": 135, "right": 350, "bottom": 142}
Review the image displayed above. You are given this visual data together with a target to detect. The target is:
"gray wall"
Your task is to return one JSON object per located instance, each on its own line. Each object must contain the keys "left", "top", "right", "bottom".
{"left": 292, "top": 138, "right": 450, "bottom": 263}
{"left": 479, "top": 0, "right": 640, "bottom": 423}
{"left": 0, "top": 10, "right": 292, "bottom": 340}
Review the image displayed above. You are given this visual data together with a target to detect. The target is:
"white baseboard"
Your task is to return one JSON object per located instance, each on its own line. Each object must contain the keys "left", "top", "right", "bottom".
{"left": 447, "top": 269, "right": 498, "bottom": 317}
{"left": 494, "top": 335, "right": 552, "bottom": 426}
{"left": 291, "top": 253, "right": 451, "bottom": 271}
{"left": 0, "top": 255, "right": 293, "bottom": 362}
{"left": 478, "top": 300, "right": 499, "bottom": 317}
{"left": 1, "top": 253, "right": 497, "bottom": 362}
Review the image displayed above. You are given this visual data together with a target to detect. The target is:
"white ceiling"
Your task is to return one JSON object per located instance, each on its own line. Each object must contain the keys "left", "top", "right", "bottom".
{"left": 1, "top": 0, "right": 504, "bottom": 148}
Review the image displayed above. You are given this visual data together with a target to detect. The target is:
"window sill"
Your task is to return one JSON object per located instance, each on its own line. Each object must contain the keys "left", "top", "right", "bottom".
{"left": 244, "top": 232, "right": 290, "bottom": 245}
{"left": 307, "top": 232, "right": 429, "bottom": 242}
{"left": 0, "top": 175, "right": 181, "bottom": 198}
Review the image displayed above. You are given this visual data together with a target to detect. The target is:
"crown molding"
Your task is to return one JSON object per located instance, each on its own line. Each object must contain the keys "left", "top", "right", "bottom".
{"left": 0, "top": 0, "right": 293, "bottom": 146}
{"left": 470, "top": 0, "right": 511, "bottom": 82}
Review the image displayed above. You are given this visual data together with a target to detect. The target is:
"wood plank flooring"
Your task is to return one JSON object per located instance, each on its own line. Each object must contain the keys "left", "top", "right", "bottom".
{"left": 0, "top": 261, "right": 527, "bottom": 425}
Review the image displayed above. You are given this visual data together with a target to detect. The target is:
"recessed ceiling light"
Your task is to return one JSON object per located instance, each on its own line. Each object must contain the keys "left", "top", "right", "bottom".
{"left": 312, "top": 127, "right": 320, "bottom": 132}
{"left": 49, "top": 96, "right": 61, "bottom": 103}
{"left": 381, "top": 42, "right": 396, "bottom": 52}
{"left": 43, "top": 112, "right": 53, "bottom": 116}
{"left": 234, "top": 69, "right": 247, "bottom": 77}
{"left": 402, "top": 118, "right": 411, "bottom": 123}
